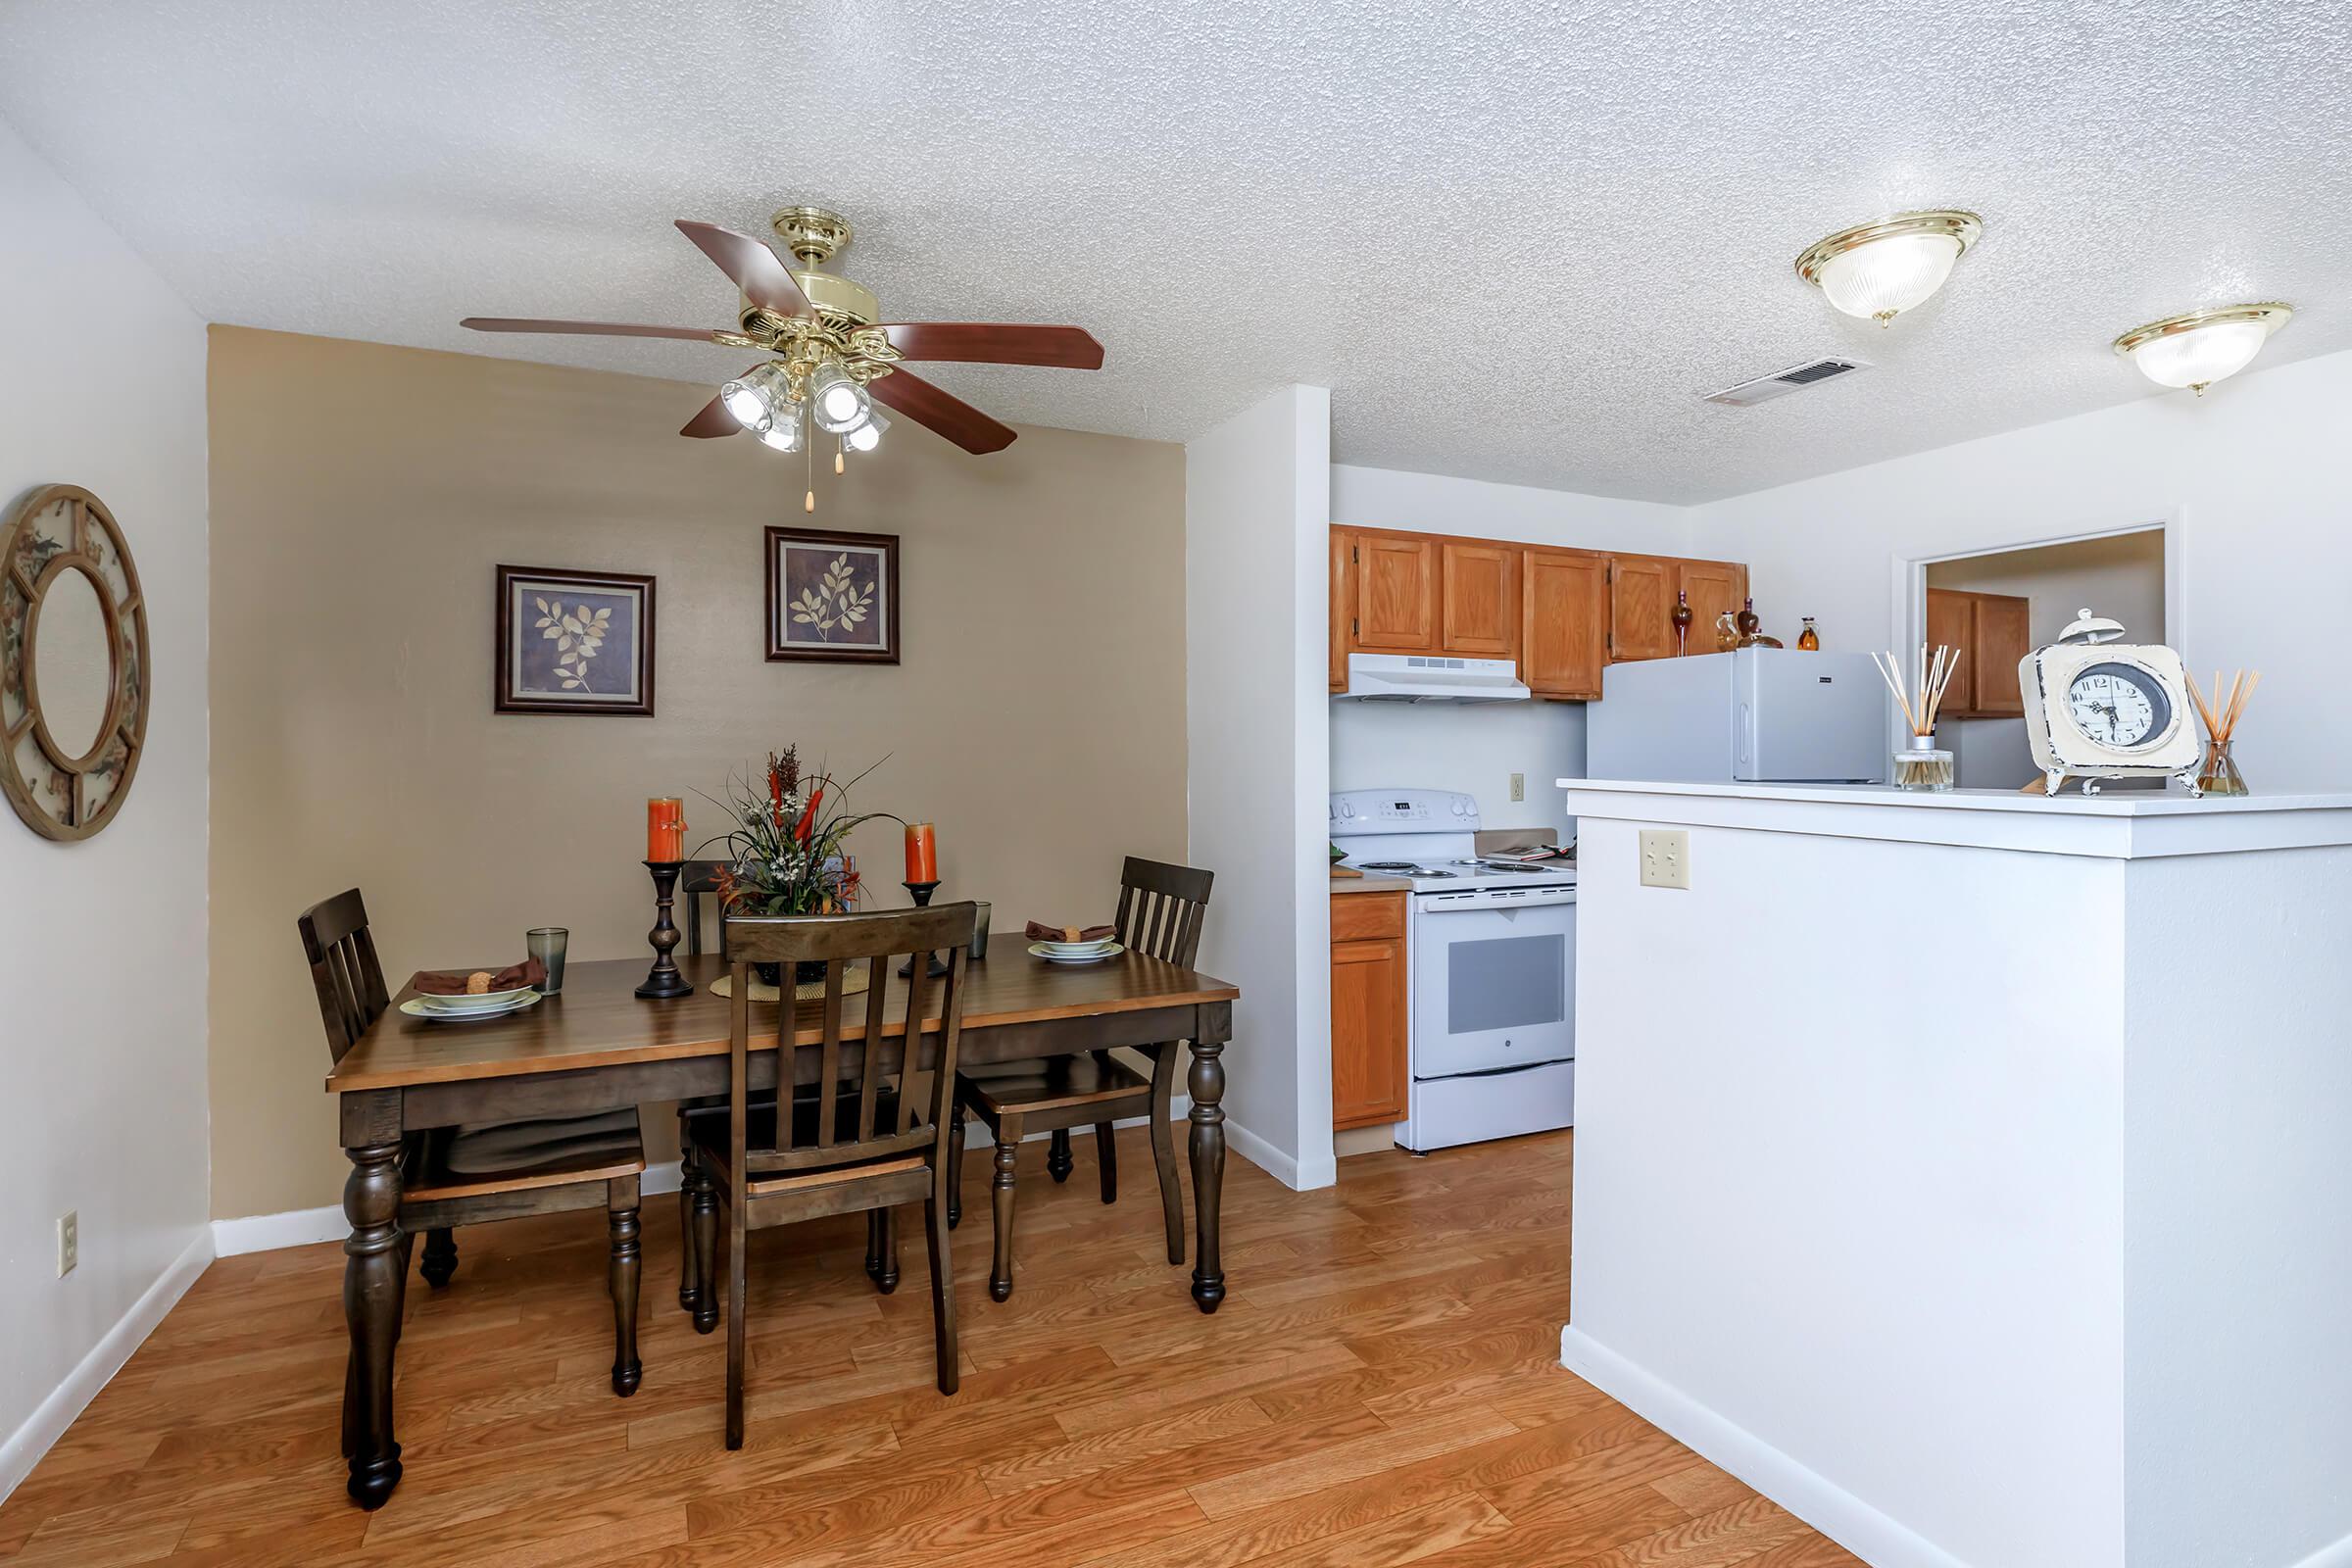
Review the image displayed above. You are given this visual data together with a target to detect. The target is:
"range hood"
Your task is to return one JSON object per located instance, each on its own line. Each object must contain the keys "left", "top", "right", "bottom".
{"left": 1340, "top": 653, "right": 1531, "bottom": 703}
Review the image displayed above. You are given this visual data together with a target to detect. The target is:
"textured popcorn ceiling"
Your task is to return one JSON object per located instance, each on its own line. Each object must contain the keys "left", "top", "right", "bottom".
{"left": 3, "top": 1, "right": 2347, "bottom": 503}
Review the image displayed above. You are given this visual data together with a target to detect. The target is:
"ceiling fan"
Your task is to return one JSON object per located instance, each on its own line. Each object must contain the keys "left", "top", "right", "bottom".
{"left": 460, "top": 204, "right": 1102, "bottom": 478}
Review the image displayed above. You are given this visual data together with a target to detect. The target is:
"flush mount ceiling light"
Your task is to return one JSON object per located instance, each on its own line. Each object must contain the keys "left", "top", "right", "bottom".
{"left": 1795, "top": 210, "right": 1983, "bottom": 326}
{"left": 2112, "top": 303, "right": 2293, "bottom": 395}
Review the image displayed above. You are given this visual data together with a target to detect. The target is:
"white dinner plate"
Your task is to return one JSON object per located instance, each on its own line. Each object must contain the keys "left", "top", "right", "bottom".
{"left": 1029, "top": 941, "right": 1124, "bottom": 964}
{"left": 401, "top": 991, "right": 541, "bottom": 1023}
{"left": 1032, "top": 936, "right": 1118, "bottom": 954}
{"left": 410, "top": 985, "right": 537, "bottom": 1013}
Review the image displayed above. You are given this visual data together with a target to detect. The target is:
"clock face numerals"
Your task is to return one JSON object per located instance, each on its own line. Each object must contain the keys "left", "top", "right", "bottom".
{"left": 2065, "top": 662, "right": 2170, "bottom": 750}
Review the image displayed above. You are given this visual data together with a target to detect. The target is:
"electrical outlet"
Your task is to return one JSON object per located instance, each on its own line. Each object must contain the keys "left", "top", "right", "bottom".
{"left": 1509, "top": 772, "right": 1525, "bottom": 803}
{"left": 57, "top": 1211, "right": 76, "bottom": 1278}
{"left": 1639, "top": 829, "right": 1690, "bottom": 890}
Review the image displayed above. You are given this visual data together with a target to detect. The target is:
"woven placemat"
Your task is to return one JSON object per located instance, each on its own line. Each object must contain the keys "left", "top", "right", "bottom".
{"left": 710, "top": 966, "right": 873, "bottom": 1004}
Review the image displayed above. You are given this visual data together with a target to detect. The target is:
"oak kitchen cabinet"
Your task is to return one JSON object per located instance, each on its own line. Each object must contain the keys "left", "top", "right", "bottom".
{"left": 1925, "top": 588, "right": 2033, "bottom": 719}
{"left": 1331, "top": 888, "right": 1409, "bottom": 1130}
{"left": 1332, "top": 525, "right": 1750, "bottom": 699}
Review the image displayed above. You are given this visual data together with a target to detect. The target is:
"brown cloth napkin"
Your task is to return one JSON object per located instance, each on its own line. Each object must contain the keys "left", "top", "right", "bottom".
{"left": 1025, "top": 921, "right": 1115, "bottom": 944}
{"left": 414, "top": 956, "right": 547, "bottom": 996}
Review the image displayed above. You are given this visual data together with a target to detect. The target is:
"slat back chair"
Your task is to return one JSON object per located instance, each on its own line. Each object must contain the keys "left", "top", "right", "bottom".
{"left": 299, "top": 888, "right": 391, "bottom": 1064}
{"left": 679, "top": 858, "right": 731, "bottom": 958}
{"left": 297, "top": 889, "right": 649, "bottom": 1429}
{"left": 950, "top": 857, "right": 1213, "bottom": 1301}
{"left": 1113, "top": 856, "right": 1213, "bottom": 967}
{"left": 695, "top": 904, "right": 980, "bottom": 1447}
{"left": 671, "top": 858, "right": 901, "bottom": 1323}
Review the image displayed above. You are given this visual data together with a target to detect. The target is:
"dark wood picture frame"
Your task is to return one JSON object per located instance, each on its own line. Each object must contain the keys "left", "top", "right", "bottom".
{"left": 494, "top": 564, "right": 657, "bottom": 717}
{"left": 764, "top": 526, "right": 900, "bottom": 665}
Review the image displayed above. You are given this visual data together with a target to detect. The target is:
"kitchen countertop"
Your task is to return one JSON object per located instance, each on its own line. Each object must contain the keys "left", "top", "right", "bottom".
{"left": 1330, "top": 871, "right": 1415, "bottom": 894}
{"left": 1558, "top": 776, "right": 2352, "bottom": 859}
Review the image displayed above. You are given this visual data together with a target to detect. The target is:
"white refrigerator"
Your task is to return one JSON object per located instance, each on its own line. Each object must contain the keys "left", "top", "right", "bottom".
{"left": 1587, "top": 649, "right": 1887, "bottom": 784}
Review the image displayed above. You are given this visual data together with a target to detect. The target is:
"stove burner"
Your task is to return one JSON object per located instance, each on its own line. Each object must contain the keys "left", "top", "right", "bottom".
{"left": 1357, "top": 860, "right": 1419, "bottom": 872}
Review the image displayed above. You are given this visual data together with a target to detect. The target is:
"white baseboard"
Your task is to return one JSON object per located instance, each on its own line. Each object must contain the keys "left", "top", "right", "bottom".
{"left": 213, "top": 1102, "right": 1200, "bottom": 1257}
{"left": 0, "top": 1229, "right": 214, "bottom": 1503}
{"left": 1559, "top": 1324, "right": 1967, "bottom": 1568}
{"left": 1222, "top": 1115, "right": 1336, "bottom": 1192}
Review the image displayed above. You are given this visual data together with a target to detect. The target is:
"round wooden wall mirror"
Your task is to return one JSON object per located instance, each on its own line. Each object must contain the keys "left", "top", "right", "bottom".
{"left": 1, "top": 485, "right": 149, "bottom": 841}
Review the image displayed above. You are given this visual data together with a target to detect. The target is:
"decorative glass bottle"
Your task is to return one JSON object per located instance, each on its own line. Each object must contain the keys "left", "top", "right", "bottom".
{"left": 1736, "top": 597, "right": 1761, "bottom": 641}
{"left": 1892, "top": 732, "right": 1955, "bottom": 792}
{"left": 1671, "top": 590, "right": 1692, "bottom": 654}
{"left": 1714, "top": 610, "right": 1740, "bottom": 652}
{"left": 2195, "top": 739, "right": 2248, "bottom": 797}
{"left": 1797, "top": 616, "right": 1820, "bottom": 651}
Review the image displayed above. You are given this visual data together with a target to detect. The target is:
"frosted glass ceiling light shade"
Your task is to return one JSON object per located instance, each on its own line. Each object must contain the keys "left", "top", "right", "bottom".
{"left": 845, "top": 408, "right": 890, "bottom": 453}
{"left": 807, "top": 362, "right": 872, "bottom": 434}
{"left": 720, "top": 361, "right": 793, "bottom": 432}
{"left": 757, "top": 403, "right": 806, "bottom": 451}
{"left": 1795, "top": 210, "right": 1983, "bottom": 326}
{"left": 2113, "top": 303, "right": 2292, "bottom": 394}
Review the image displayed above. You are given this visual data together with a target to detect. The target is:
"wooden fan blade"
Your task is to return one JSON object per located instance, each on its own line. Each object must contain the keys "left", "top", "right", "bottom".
{"left": 866, "top": 369, "right": 1016, "bottom": 454}
{"left": 680, "top": 393, "right": 741, "bottom": 438}
{"left": 876, "top": 322, "right": 1103, "bottom": 369}
{"left": 674, "top": 220, "right": 811, "bottom": 321}
{"left": 461, "top": 317, "right": 727, "bottom": 342}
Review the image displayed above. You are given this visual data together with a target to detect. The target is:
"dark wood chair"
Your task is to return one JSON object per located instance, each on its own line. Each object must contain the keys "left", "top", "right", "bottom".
{"left": 949, "top": 857, "right": 1212, "bottom": 1301}
{"left": 686, "top": 904, "right": 979, "bottom": 1447}
{"left": 673, "top": 862, "right": 902, "bottom": 1325}
{"left": 298, "top": 889, "right": 650, "bottom": 1413}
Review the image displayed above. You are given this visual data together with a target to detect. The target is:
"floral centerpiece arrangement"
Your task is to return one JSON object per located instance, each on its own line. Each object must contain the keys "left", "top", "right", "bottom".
{"left": 697, "top": 746, "right": 893, "bottom": 984}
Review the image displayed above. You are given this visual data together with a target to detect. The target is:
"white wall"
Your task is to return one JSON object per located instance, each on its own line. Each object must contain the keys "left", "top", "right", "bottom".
{"left": 1329, "top": 465, "right": 1685, "bottom": 845}
{"left": 1333, "top": 464, "right": 1689, "bottom": 555}
{"left": 0, "top": 118, "right": 212, "bottom": 1497}
{"left": 1331, "top": 699, "right": 1586, "bottom": 837}
{"left": 1688, "top": 347, "right": 2352, "bottom": 792}
{"left": 1187, "top": 386, "right": 1335, "bottom": 1190}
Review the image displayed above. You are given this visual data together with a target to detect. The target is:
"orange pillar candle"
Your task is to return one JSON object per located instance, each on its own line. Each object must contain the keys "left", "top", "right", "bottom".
{"left": 904, "top": 822, "right": 938, "bottom": 885}
{"left": 647, "top": 797, "right": 686, "bottom": 862}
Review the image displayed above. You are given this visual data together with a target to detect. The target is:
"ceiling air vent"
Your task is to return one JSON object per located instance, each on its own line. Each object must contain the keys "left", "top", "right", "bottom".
{"left": 1700, "top": 356, "right": 1869, "bottom": 408}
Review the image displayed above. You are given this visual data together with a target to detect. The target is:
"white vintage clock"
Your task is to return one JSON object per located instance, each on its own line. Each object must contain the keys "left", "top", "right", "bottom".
{"left": 2017, "top": 609, "right": 2203, "bottom": 796}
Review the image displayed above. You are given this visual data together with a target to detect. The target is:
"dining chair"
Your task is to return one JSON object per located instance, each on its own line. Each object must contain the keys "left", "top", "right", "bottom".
{"left": 948, "top": 857, "right": 1211, "bottom": 1301}
{"left": 673, "top": 862, "right": 901, "bottom": 1326}
{"left": 687, "top": 903, "right": 979, "bottom": 1447}
{"left": 298, "top": 889, "right": 650, "bottom": 1409}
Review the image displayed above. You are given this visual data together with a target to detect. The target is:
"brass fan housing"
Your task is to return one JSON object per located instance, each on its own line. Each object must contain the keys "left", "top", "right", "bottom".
{"left": 733, "top": 203, "right": 888, "bottom": 362}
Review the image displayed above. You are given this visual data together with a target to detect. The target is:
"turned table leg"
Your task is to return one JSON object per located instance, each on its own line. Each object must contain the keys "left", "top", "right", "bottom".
{"left": 608, "top": 1175, "right": 643, "bottom": 1396}
{"left": 1187, "top": 1026, "right": 1228, "bottom": 1313}
{"left": 340, "top": 1093, "right": 408, "bottom": 1507}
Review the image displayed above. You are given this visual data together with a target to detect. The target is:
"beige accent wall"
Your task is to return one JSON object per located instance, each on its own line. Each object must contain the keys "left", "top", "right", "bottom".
{"left": 207, "top": 326, "right": 1186, "bottom": 1221}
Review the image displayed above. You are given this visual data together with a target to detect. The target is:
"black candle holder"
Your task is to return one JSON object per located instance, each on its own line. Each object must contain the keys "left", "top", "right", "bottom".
{"left": 634, "top": 859, "right": 695, "bottom": 999}
{"left": 899, "top": 879, "right": 949, "bottom": 978}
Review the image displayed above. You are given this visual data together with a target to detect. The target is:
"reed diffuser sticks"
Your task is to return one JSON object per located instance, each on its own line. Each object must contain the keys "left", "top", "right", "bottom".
{"left": 1872, "top": 644, "right": 1962, "bottom": 737}
{"left": 2186, "top": 667, "right": 2260, "bottom": 796}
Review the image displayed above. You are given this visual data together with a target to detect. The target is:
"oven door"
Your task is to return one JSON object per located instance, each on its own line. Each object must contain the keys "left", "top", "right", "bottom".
{"left": 1411, "top": 892, "right": 1576, "bottom": 1078}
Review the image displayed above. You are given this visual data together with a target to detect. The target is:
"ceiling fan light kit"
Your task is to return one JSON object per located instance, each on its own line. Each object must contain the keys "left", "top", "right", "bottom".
{"left": 459, "top": 200, "right": 1102, "bottom": 506}
{"left": 1795, "top": 209, "right": 1982, "bottom": 326}
{"left": 2112, "top": 302, "right": 2293, "bottom": 394}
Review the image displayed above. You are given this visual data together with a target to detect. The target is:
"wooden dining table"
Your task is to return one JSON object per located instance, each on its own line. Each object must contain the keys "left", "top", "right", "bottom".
{"left": 324, "top": 944, "right": 1239, "bottom": 1507}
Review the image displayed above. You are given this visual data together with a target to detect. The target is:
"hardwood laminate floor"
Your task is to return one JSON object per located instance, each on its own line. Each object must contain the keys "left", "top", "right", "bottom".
{"left": 0, "top": 1128, "right": 1863, "bottom": 1567}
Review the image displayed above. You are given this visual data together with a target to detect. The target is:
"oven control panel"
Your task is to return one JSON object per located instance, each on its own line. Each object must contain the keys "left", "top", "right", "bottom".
{"left": 1329, "top": 789, "right": 1481, "bottom": 832}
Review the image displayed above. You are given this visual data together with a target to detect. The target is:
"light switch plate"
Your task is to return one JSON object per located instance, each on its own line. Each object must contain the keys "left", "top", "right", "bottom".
{"left": 1509, "top": 772, "right": 1524, "bottom": 802}
{"left": 57, "top": 1211, "right": 77, "bottom": 1278}
{"left": 1639, "top": 829, "right": 1690, "bottom": 889}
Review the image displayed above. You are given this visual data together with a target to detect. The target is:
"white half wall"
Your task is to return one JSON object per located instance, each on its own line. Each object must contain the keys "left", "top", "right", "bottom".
{"left": 1187, "top": 385, "right": 1335, "bottom": 1191}
{"left": 0, "top": 118, "right": 212, "bottom": 1499}
{"left": 1687, "top": 346, "right": 2352, "bottom": 791}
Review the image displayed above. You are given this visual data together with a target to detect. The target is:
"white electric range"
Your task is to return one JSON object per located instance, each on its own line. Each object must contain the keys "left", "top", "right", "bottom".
{"left": 1328, "top": 788, "right": 1577, "bottom": 1151}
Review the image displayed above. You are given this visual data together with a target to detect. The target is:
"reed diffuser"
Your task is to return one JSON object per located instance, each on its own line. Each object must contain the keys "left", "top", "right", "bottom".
{"left": 2186, "top": 668, "right": 2259, "bottom": 797}
{"left": 1873, "top": 644, "right": 1961, "bottom": 791}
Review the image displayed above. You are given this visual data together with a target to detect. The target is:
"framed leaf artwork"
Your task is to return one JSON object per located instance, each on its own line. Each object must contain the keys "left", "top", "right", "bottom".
{"left": 494, "top": 565, "right": 656, "bottom": 716}
{"left": 764, "top": 526, "right": 899, "bottom": 664}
